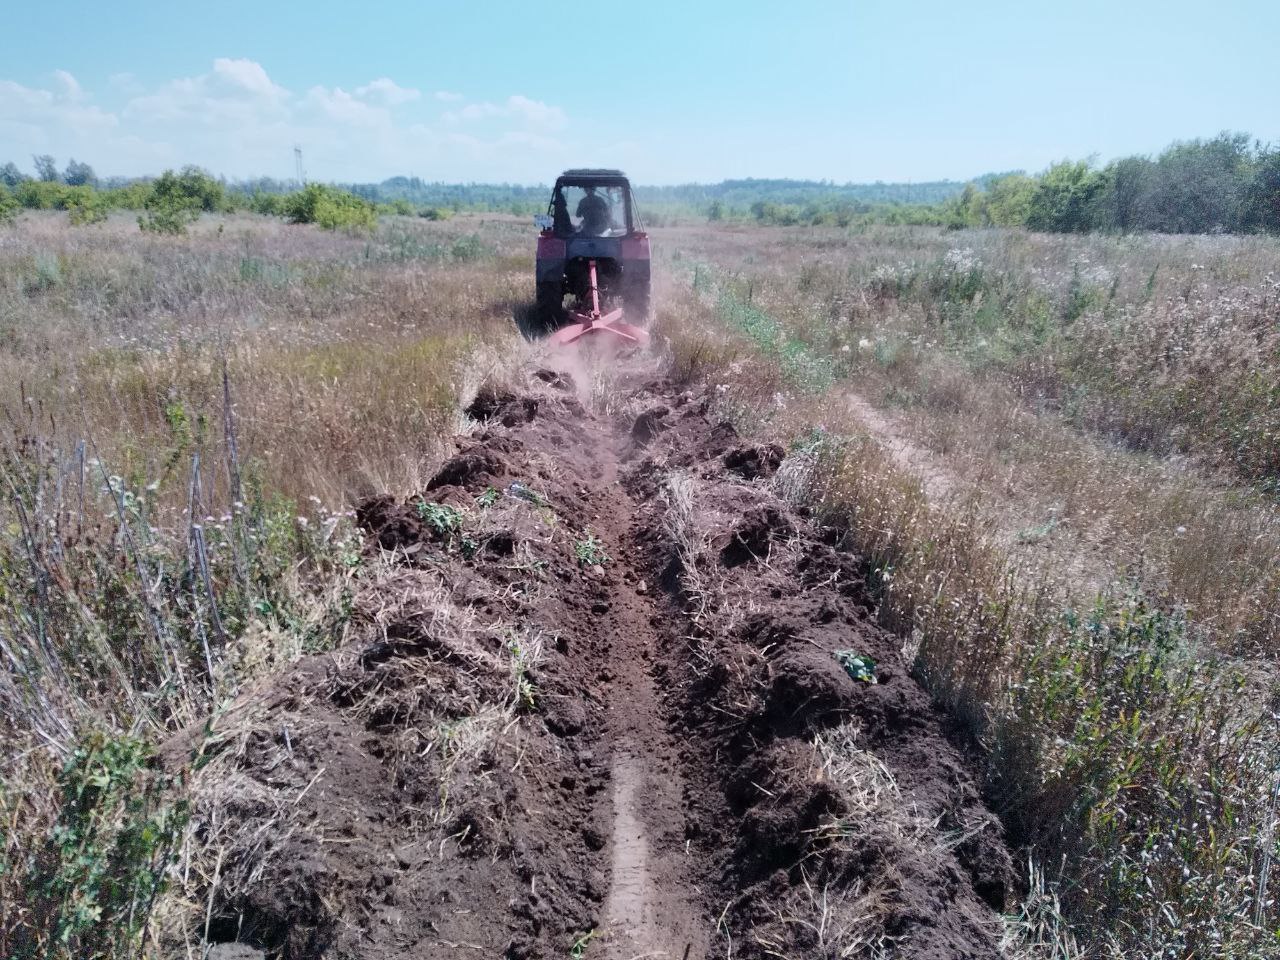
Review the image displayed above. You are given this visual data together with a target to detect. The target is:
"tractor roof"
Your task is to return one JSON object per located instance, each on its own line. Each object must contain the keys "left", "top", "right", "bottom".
{"left": 556, "top": 168, "right": 631, "bottom": 187}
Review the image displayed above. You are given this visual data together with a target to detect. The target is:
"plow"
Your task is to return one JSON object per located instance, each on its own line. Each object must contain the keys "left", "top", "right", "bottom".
{"left": 548, "top": 258, "right": 648, "bottom": 346}
{"left": 534, "top": 168, "right": 651, "bottom": 347}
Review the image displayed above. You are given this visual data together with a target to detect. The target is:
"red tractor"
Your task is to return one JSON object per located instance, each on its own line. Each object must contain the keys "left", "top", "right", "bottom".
{"left": 534, "top": 169, "right": 650, "bottom": 345}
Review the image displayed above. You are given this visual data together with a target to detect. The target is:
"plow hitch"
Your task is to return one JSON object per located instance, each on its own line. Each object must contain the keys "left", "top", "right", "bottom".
{"left": 550, "top": 259, "right": 649, "bottom": 347}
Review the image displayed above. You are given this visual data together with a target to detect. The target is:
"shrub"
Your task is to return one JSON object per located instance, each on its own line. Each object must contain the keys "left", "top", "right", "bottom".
{"left": 138, "top": 167, "right": 222, "bottom": 235}
{"left": 449, "top": 233, "right": 493, "bottom": 261}
{"left": 100, "top": 182, "right": 151, "bottom": 211}
{"left": 283, "top": 183, "right": 377, "bottom": 231}
{"left": 65, "top": 186, "right": 109, "bottom": 225}
{"left": 1026, "top": 161, "right": 1108, "bottom": 232}
{"left": 248, "top": 192, "right": 286, "bottom": 216}
{"left": 0, "top": 185, "right": 17, "bottom": 225}
{"left": 15, "top": 179, "right": 72, "bottom": 210}
{"left": 138, "top": 199, "right": 199, "bottom": 235}
{"left": 26, "top": 734, "right": 186, "bottom": 960}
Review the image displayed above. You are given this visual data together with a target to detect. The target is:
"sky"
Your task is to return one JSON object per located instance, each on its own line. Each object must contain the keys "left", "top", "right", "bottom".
{"left": 2, "top": 0, "right": 1277, "bottom": 185}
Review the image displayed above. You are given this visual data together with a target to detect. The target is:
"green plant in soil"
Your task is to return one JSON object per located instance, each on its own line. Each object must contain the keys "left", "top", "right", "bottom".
{"left": 573, "top": 533, "right": 610, "bottom": 567}
{"left": 507, "top": 635, "right": 540, "bottom": 712}
{"left": 416, "top": 501, "right": 465, "bottom": 538}
{"left": 569, "top": 929, "right": 598, "bottom": 958}
{"left": 29, "top": 734, "right": 187, "bottom": 960}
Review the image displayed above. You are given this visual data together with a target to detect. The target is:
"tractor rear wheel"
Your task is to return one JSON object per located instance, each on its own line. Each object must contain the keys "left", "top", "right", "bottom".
{"left": 623, "top": 284, "right": 650, "bottom": 324}
{"left": 536, "top": 282, "right": 564, "bottom": 330}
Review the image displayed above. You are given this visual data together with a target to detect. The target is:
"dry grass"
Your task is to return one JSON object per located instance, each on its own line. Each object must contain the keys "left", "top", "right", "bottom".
{"left": 0, "top": 213, "right": 534, "bottom": 507}
{"left": 660, "top": 470, "right": 713, "bottom": 622}
{"left": 0, "top": 212, "right": 535, "bottom": 959}
{"left": 655, "top": 223, "right": 1280, "bottom": 958}
{"left": 6, "top": 210, "right": 1280, "bottom": 958}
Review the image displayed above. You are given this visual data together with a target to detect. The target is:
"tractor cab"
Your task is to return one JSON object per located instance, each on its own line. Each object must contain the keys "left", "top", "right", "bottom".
{"left": 545, "top": 171, "right": 637, "bottom": 238}
{"left": 534, "top": 169, "right": 651, "bottom": 339}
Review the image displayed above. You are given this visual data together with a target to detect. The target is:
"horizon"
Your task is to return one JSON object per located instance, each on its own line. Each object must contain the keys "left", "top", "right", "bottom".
{"left": 3, "top": 0, "right": 1278, "bottom": 184}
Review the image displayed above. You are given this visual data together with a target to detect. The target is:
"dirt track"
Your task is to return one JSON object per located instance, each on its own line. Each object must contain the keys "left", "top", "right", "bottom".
{"left": 183, "top": 367, "right": 1012, "bottom": 959}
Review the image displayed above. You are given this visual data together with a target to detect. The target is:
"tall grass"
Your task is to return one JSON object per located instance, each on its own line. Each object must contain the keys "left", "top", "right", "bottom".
{"left": 654, "top": 226, "right": 1280, "bottom": 957}
{"left": 0, "top": 212, "right": 527, "bottom": 958}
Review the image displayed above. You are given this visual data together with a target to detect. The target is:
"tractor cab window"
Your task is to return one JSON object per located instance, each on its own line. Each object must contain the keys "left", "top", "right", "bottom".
{"left": 552, "top": 184, "right": 628, "bottom": 237}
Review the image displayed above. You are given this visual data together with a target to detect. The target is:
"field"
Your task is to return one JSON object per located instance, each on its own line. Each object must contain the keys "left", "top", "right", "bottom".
{"left": 1, "top": 211, "right": 1277, "bottom": 959}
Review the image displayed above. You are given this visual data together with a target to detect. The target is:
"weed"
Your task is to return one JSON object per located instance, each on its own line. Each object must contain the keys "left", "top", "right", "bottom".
{"left": 416, "top": 501, "right": 466, "bottom": 538}
{"left": 573, "top": 533, "right": 610, "bottom": 567}
{"left": 506, "top": 632, "right": 544, "bottom": 712}
{"left": 448, "top": 233, "right": 494, "bottom": 262}
{"left": 569, "top": 929, "right": 599, "bottom": 958}
{"left": 29, "top": 733, "right": 186, "bottom": 960}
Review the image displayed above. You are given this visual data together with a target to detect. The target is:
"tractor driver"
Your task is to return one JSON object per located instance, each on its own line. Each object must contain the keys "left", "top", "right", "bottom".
{"left": 576, "top": 185, "right": 612, "bottom": 235}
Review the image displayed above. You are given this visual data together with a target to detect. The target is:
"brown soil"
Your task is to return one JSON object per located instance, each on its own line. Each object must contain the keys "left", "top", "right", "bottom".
{"left": 176, "top": 369, "right": 1012, "bottom": 959}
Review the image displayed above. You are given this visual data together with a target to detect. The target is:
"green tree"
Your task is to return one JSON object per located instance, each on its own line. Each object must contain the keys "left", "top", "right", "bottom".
{"left": 1136, "top": 133, "right": 1252, "bottom": 232}
{"left": 138, "top": 168, "right": 221, "bottom": 235}
{"left": 33, "top": 154, "right": 58, "bottom": 182}
{"left": 0, "top": 184, "right": 18, "bottom": 225}
{"left": 249, "top": 192, "right": 286, "bottom": 216}
{"left": 1095, "top": 156, "right": 1153, "bottom": 232}
{"left": 65, "top": 186, "right": 109, "bottom": 225}
{"left": 62, "top": 159, "right": 97, "bottom": 187}
{"left": 945, "top": 183, "right": 983, "bottom": 229}
{"left": 982, "top": 173, "right": 1037, "bottom": 226}
{"left": 15, "top": 179, "right": 71, "bottom": 210}
{"left": 283, "top": 183, "right": 377, "bottom": 231}
{"left": 0, "top": 162, "right": 25, "bottom": 189}
{"left": 101, "top": 182, "right": 152, "bottom": 210}
{"left": 1026, "top": 161, "right": 1107, "bottom": 232}
{"left": 1241, "top": 149, "right": 1280, "bottom": 232}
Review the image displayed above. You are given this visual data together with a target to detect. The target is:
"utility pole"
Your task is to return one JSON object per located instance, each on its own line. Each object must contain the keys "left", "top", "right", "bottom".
{"left": 294, "top": 145, "right": 306, "bottom": 186}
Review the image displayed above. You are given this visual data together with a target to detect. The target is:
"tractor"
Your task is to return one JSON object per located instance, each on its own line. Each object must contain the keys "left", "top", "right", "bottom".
{"left": 534, "top": 169, "right": 651, "bottom": 345}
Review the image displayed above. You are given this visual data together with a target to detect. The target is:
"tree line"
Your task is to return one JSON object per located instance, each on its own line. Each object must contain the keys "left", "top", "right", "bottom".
{"left": 937, "top": 132, "right": 1280, "bottom": 233}
{"left": 0, "top": 159, "right": 425, "bottom": 232}
{"left": 4, "top": 131, "right": 1279, "bottom": 234}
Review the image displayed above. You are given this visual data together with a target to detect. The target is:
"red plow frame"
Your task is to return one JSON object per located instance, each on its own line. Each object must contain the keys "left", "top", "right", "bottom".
{"left": 549, "top": 259, "right": 649, "bottom": 347}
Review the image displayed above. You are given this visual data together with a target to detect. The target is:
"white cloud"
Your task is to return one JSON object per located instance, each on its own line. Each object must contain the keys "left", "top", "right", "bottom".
{"left": 306, "top": 86, "right": 390, "bottom": 127}
{"left": 444, "top": 95, "right": 567, "bottom": 133}
{"left": 53, "top": 70, "right": 83, "bottom": 101}
{"left": 124, "top": 59, "right": 291, "bottom": 125}
{"left": 212, "top": 57, "right": 288, "bottom": 102}
{"left": 0, "top": 78, "right": 116, "bottom": 130}
{"left": 355, "top": 78, "right": 420, "bottom": 105}
{"left": 1, "top": 60, "right": 574, "bottom": 182}
{"left": 447, "top": 101, "right": 502, "bottom": 123}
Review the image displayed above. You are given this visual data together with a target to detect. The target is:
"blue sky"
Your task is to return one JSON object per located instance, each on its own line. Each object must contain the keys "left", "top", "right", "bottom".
{"left": 2, "top": 0, "right": 1277, "bottom": 184}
